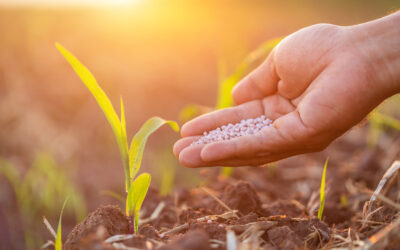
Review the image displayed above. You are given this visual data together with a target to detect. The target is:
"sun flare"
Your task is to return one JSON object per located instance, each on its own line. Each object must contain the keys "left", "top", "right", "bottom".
{"left": 0, "top": 0, "right": 139, "bottom": 7}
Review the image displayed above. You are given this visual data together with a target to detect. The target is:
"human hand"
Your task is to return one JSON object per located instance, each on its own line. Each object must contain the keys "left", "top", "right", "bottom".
{"left": 174, "top": 13, "right": 400, "bottom": 167}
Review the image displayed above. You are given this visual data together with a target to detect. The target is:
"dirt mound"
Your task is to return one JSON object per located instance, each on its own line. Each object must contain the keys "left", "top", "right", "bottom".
{"left": 158, "top": 230, "right": 210, "bottom": 250}
{"left": 219, "top": 181, "right": 263, "bottom": 215}
{"left": 64, "top": 205, "right": 129, "bottom": 250}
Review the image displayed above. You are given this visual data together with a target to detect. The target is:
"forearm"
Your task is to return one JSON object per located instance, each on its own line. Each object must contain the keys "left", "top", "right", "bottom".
{"left": 349, "top": 11, "right": 400, "bottom": 95}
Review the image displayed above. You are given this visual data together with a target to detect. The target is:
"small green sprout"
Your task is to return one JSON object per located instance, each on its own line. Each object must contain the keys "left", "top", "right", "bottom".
{"left": 367, "top": 111, "right": 400, "bottom": 148}
{"left": 56, "top": 43, "right": 179, "bottom": 234}
{"left": 55, "top": 198, "right": 68, "bottom": 250}
{"left": 126, "top": 173, "right": 151, "bottom": 233}
{"left": 340, "top": 194, "right": 348, "bottom": 208}
{"left": 0, "top": 155, "right": 86, "bottom": 249}
{"left": 318, "top": 159, "right": 328, "bottom": 220}
{"left": 157, "top": 147, "right": 177, "bottom": 196}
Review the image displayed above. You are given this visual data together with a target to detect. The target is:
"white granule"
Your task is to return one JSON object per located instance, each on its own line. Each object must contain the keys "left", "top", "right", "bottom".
{"left": 191, "top": 115, "right": 273, "bottom": 146}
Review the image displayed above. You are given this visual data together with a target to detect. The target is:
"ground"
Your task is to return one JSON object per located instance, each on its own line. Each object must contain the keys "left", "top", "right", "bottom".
{"left": 57, "top": 127, "right": 400, "bottom": 249}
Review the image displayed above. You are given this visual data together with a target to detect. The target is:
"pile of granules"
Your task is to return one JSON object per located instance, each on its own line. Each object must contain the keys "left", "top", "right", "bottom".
{"left": 191, "top": 115, "right": 273, "bottom": 145}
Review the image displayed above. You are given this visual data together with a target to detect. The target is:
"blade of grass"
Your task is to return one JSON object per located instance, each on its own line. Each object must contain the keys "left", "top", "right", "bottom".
{"left": 101, "top": 190, "right": 125, "bottom": 203}
{"left": 126, "top": 173, "right": 151, "bottom": 234}
{"left": 318, "top": 159, "right": 328, "bottom": 220}
{"left": 370, "top": 112, "right": 400, "bottom": 130}
{"left": 55, "top": 198, "right": 68, "bottom": 250}
{"left": 159, "top": 155, "right": 175, "bottom": 196}
{"left": 221, "top": 167, "right": 233, "bottom": 178}
{"left": 55, "top": 43, "right": 130, "bottom": 190}
{"left": 0, "top": 157, "right": 21, "bottom": 192}
{"left": 129, "top": 117, "right": 179, "bottom": 181}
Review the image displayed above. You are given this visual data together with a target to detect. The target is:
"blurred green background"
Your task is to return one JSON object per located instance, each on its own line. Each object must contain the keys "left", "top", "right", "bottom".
{"left": 0, "top": 0, "right": 399, "bottom": 249}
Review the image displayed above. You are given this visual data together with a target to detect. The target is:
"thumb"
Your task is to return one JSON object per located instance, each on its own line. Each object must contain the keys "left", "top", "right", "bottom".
{"left": 232, "top": 50, "right": 279, "bottom": 105}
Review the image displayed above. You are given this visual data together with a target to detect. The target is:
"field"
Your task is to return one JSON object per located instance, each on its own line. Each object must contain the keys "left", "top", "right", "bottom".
{"left": 1, "top": 1, "right": 400, "bottom": 249}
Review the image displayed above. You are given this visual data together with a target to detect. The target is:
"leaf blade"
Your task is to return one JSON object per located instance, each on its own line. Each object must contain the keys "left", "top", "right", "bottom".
{"left": 55, "top": 198, "right": 69, "bottom": 250}
{"left": 129, "top": 117, "right": 179, "bottom": 181}
{"left": 126, "top": 173, "right": 151, "bottom": 234}
{"left": 56, "top": 43, "right": 130, "bottom": 190}
{"left": 318, "top": 159, "right": 328, "bottom": 220}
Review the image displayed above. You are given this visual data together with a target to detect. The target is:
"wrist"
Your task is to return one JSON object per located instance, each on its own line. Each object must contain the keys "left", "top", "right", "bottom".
{"left": 348, "top": 11, "right": 400, "bottom": 96}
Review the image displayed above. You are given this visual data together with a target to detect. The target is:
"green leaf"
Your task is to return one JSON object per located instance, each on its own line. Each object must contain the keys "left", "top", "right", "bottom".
{"left": 221, "top": 167, "right": 233, "bottom": 178}
{"left": 0, "top": 157, "right": 21, "bottom": 191}
{"left": 129, "top": 117, "right": 179, "bottom": 181}
{"left": 243, "top": 38, "right": 282, "bottom": 66}
{"left": 158, "top": 149, "right": 176, "bottom": 196}
{"left": 120, "top": 97, "right": 127, "bottom": 141}
{"left": 179, "top": 104, "right": 202, "bottom": 122}
{"left": 215, "top": 37, "right": 282, "bottom": 110}
{"left": 101, "top": 190, "right": 125, "bottom": 203}
{"left": 216, "top": 75, "right": 239, "bottom": 109}
{"left": 318, "top": 159, "right": 328, "bottom": 220}
{"left": 370, "top": 112, "right": 400, "bottom": 131}
{"left": 55, "top": 198, "right": 69, "bottom": 250}
{"left": 56, "top": 43, "right": 130, "bottom": 190}
{"left": 120, "top": 97, "right": 130, "bottom": 189}
{"left": 126, "top": 173, "right": 151, "bottom": 234}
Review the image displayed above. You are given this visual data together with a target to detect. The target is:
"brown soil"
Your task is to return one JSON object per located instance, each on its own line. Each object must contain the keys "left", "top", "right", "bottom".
{"left": 64, "top": 205, "right": 129, "bottom": 250}
{"left": 217, "top": 181, "right": 263, "bottom": 215}
{"left": 61, "top": 136, "right": 400, "bottom": 249}
{"left": 158, "top": 230, "right": 211, "bottom": 250}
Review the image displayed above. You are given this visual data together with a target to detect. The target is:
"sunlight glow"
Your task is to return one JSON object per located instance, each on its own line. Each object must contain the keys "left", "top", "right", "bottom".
{"left": 0, "top": 0, "right": 138, "bottom": 7}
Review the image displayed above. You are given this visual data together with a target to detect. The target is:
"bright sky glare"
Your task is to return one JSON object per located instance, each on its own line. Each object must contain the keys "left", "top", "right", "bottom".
{"left": 0, "top": 0, "right": 135, "bottom": 7}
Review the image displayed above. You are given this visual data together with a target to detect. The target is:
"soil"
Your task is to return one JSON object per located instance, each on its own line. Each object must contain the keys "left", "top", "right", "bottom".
{"left": 64, "top": 205, "right": 129, "bottom": 250}
{"left": 58, "top": 134, "right": 400, "bottom": 249}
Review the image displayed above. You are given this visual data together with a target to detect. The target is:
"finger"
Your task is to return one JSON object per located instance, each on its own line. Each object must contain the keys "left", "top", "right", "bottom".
{"left": 181, "top": 100, "right": 265, "bottom": 137}
{"left": 180, "top": 148, "right": 306, "bottom": 168}
{"left": 261, "top": 95, "right": 295, "bottom": 120}
{"left": 173, "top": 136, "right": 201, "bottom": 157}
{"left": 199, "top": 128, "right": 283, "bottom": 162}
{"left": 216, "top": 149, "right": 307, "bottom": 167}
{"left": 177, "top": 95, "right": 295, "bottom": 158}
{"left": 232, "top": 50, "right": 279, "bottom": 105}
{"left": 178, "top": 143, "right": 206, "bottom": 167}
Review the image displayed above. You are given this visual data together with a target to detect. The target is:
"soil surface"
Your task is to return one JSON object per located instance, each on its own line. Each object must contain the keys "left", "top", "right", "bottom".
{"left": 59, "top": 134, "right": 400, "bottom": 250}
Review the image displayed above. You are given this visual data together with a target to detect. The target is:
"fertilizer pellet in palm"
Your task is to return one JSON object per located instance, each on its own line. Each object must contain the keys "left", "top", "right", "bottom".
{"left": 191, "top": 115, "right": 273, "bottom": 145}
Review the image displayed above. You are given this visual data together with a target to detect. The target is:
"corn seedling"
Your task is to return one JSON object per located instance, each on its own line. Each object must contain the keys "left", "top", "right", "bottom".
{"left": 179, "top": 38, "right": 282, "bottom": 122}
{"left": 153, "top": 146, "right": 177, "bottom": 196}
{"left": 318, "top": 159, "right": 328, "bottom": 220}
{"left": 340, "top": 194, "right": 348, "bottom": 208}
{"left": 56, "top": 43, "right": 179, "bottom": 234}
{"left": 367, "top": 111, "right": 400, "bottom": 148}
{"left": 55, "top": 198, "right": 68, "bottom": 250}
{"left": 215, "top": 38, "right": 282, "bottom": 110}
{"left": 0, "top": 154, "right": 86, "bottom": 250}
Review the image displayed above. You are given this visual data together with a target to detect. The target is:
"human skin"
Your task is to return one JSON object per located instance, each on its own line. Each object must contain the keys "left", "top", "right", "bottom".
{"left": 174, "top": 11, "right": 400, "bottom": 167}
